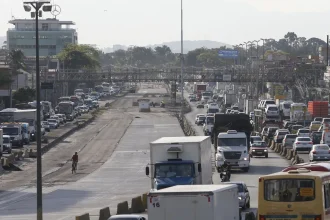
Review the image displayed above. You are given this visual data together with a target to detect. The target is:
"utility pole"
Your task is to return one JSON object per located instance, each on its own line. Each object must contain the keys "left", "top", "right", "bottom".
{"left": 180, "top": 0, "right": 184, "bottom": 114}
{"left": 23, "top": 2, "right": 52, "bottom": 220}
{"left": 261, "top": 38, "right": 266, "bottom": 97}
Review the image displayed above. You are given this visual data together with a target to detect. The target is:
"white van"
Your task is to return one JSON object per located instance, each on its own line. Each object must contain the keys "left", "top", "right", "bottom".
{"left": 265, "top": 104, "right": 279, "bottom": 117}
{"left": 279, "top": 101, "right": 293, "bottom": 119}
{"left": 215, "top": 130, "right": 250, "bottom": 172}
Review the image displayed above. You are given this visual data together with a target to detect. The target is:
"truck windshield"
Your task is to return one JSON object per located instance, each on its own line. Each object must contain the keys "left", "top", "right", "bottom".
{"left": 2, "top": 127, "right": 19, "bottom": 135}
{"left": 206, "top": 118, "right": 214, "bottom": 124}
{"left": 59, "top": 104, "right": 73, "bottom": 114}
{"left": 208, "top": 108, "right": 219, "bottom": 113}
{"left": 155, "top": 163, "right": 194, "bottom": 178}
{"left": 218, "top": 138, "right": 246, "bottom": 146}
{"left": 283, "top": 103, "right": 291, "bottom": 109}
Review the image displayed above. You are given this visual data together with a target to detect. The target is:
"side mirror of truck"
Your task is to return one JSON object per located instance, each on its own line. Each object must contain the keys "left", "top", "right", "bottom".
{"left": 145, "top": 166, "right": 149, "bottom": 176}
{"left": 198, "top": 163, "right": 202, "bottom": 172}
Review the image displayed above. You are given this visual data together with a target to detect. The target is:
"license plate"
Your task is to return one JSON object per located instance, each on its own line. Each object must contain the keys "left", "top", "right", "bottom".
{"left": 302, "top": 143, "right": 307, "bottom": 145}
{"left": 257, "top": 152, "right": 263, "bottom": 154}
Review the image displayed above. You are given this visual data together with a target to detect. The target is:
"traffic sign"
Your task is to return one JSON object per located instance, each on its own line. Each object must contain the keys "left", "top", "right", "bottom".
{"left": 41, "top": 82, "right": 53, "bottom": 90}
{"left": 218, "top": 50, "right": 239, "bottom": 58}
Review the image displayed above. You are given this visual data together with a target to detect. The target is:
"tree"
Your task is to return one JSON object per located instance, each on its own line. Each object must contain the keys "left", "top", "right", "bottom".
{"left": 13, "top": 87, "right": 36, "bottom": 103}
{"left": 0, "top": 72, "right": 12, "bottom": 87}
{"left": 8, "top": 49, "right": 26, "bottom": 74}
{"left": 57, "top": 44, "right": 101, "bottom": 69}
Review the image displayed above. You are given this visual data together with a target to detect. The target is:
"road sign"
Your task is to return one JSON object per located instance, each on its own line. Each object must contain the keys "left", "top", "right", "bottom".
{"left": 218, "top": 50, "right": 239, "bottom": 58}
{"left": 41, "top": 82, "right": 53, "bottom": 90}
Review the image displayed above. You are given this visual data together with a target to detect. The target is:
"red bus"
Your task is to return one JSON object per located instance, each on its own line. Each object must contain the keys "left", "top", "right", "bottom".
{"left": 282, "top": 162, "right": 330, "bottom": 172}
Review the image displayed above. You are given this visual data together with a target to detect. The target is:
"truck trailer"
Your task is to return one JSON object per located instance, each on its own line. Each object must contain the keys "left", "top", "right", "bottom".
{"left": 145, "top": 136, "right": 212, "bottom": 190}
{"left": 147, "top": 184, "right": 240, "bottom": 220}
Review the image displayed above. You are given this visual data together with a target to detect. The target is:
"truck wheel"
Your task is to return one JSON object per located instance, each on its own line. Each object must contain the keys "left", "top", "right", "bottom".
{"left": 243, "top": 167, "right": 249, "bottom": 172}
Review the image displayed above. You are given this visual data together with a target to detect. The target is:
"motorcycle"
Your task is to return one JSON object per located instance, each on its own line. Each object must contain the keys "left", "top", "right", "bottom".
{"left": 220, "top": 169, "right": 231, "bottom": 182}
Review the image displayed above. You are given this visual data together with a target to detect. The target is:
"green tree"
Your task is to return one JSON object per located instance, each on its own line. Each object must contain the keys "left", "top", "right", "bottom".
{"left": 13, "top": 87, "right": 36, "bottom": 103}
{"left": 8, "top": 49, "right": 26, "bottom": 74}
{"left": 0, "top": 72, "right": 12, "bottom": 87}
{"left": 57, "top": 44, "right": 101, "bottom": 69}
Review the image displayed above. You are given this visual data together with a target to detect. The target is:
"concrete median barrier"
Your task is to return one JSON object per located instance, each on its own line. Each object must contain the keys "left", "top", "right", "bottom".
{"left": 131, "top": 196, "right": 145, "bottom": 213}
{"left": 16, "top": 151, "right": 23, "bottom": 161}
{"left": 142, "top": 193, "right": 147, "bottom": 210}
{"left": 23, "top": 149, "right": 30, "bottom": 158}
{"left": 99, "top": 207, "right": 111, "bottom": 220}
{"left": 75, "top": 213, "right": 90, "bottom": 220}
{"left": 286, "top": 149, "right": 293, "bottom": 160}
{"left": 270, "top": 141, "right": 275, "bottom": 150}
{"left": 281, "top": 146, "right": 287, "bottom": 157}
{"left": 116, "top": 201, "right": 130, "bottom": 214}
{"left": 6, "top": 154, "right": 15, "bottom": 164}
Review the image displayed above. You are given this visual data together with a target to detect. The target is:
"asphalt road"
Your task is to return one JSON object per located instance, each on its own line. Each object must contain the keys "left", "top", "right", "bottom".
{"left": 0, "top": 83, "right": 182, "bottom": 220}
{"left": 184, "top": 92, "right": 291, "bottom": 214}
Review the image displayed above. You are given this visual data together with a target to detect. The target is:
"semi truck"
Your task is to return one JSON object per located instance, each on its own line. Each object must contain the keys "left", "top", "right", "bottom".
{"left": 145, "top": 136, "right": 212, "bottom": 190}
{"left": 194, "top": 83, "right": 207, "bottom": 100}
{"left": 147, "top": 185, "right": 240, "bottom": 220}
{"left": 212, "top": 113, "right": 253, "bottom": 172}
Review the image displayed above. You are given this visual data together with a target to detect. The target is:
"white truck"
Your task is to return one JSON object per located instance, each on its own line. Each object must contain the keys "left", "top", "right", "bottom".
{"left": 203, "top": 115, "right": 215, "bottom": 136}
{"left": 147, "top": 185, "right": 240, "bottom": 220}
{"left": 224, "top": 94, "right": 236, "bottom": 107}
{"left": 0, "top": 123, "right": 23, "bottom": 147}
{"left": 145, "top": 136, "right": 212, "bottom": 190}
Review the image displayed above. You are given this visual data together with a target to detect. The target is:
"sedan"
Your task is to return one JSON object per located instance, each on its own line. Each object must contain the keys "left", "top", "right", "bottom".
{"left": 196, "top": 115, "right": 206, "bottom": 126}
{"left": 50, "top": 115, "right": 62, "bottom": 124}
{"left": 196, "top": 103, "right": 204, "bottom": 108}
{"left": 293, "top": 137, "right": 313, "bottom": 152}
{"left": 190, "top": 97, "right": 197, "bottom": 102}
{"left": 309, "top": 144, "right": 330, "bottom": 162}
{"left": 41, "top": 121, "right": 50, "bottom": 132}
{"left": 297, "top": 128, "right": 310, "bottom": 137}
{"left": 282, "top": 134, "right": 298, "bottom": 148}
{"left": 195, "top": 114, "right": 205, "bottom": 124}
{"left": 47, "top": 119, "right": 59, "bottom": 129}
{"left": 108, "top": 215, "right": 146, "bottom": 220}
{"left": 249, "top": 141, "right": 268, "bottom": 158}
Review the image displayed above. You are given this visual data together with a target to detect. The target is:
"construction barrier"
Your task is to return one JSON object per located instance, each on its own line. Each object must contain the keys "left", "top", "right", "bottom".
{"left": 131, "top": 196, "right": 145, "bottom": 213}
{"left": 117, "top": 201, "right": 130, "bottom": 214}
{"left": 75, "top": 213, "right": 90, "bottom": 220}
{"left": 286, "top": 149, "right": 293, "bottom": 160}
{"left": 281, "top": 147, "right": 287, "bottom": 157}
{"left": 99, "top": 207, "right": 111, "bottom": 220}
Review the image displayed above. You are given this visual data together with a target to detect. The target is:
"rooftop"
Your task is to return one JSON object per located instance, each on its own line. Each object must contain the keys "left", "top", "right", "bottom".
{"left": 148, "top": 184, "right": 236, "bottom": 194}
{"left": 9, "top": 18, "right": 75, "bottom": 25}
{"left": 151, "top": 136, "right": 209, "bottom": 144}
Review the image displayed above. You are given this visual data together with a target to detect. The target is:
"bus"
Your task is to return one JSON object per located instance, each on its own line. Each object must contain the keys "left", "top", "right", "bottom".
{"left": 258, "top": 168, "right": 329, "bottom": 220}
{"left": 58, "top": 96, "right": 70, "bottom": 103}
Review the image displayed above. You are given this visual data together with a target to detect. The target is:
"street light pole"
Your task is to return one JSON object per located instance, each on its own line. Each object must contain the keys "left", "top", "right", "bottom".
{"left": 23, "top": 2, "right": 52, "bottom": 220}
{"left": 261, "top": 38, "right": 266, "bottom": 97}
{"left": 253, "top": 40, "right": 261, "bottom": 98}
{"left": 180, "top": 0, "right": 184, "bottom": 114}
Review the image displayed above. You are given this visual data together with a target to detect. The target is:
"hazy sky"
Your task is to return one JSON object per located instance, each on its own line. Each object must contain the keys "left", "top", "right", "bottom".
{"left": 1, "top": 0, "right": 330, "bottom": 47}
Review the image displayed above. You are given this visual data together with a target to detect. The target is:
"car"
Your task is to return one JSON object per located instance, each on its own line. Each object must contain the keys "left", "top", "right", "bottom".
{"left": 190, "top": 97, "right": 197, "bottom": 102}
{"left": 297, "top": 128, "right": 310, "bottom": 137}
{"left": 196, "top": 103, "right": 204, "bottom": 108}
{"left": 293, "top": 137, "right": 313, "bottom": 152}
{"left": 310, "top": 131, "right": 322, "bottom": 145}
{"left": 195, "top": 115, "right": 206, "bottom": 125}
{"left": 309, "top": 144, "right": 330, "bottom": 162}
{"left": 221, "top": 182, "right": 250, "bottom": 209}
{"left": 282, "top": 134, "right": 298, "bottom": 148}
{"left": 108, "top": 215, "right": 146, "bottom": 220}
{"left": 273, "top": 129, "right": 290, "bottom": 143}
{"left": 55, "top": 114, "right": 66, "bottom": 123}
{"left": 50, "top": 115, "right": 61, "bottom": 124}
{"left": 290, "top": 125, "right": 304, "bottom": 134}
{"left": 266, "top": 127, "right": 278, "bottom": 139}
{"left": 47, "top": 119, "right": 59, "bottom": 129}
{"left": 310, "top": 121, "right": 322, "bottom": 131}
{"left": 41, "top": 121, "right": 50, "bottom": 132}
{"left": 195, "top": 114, "right": 205, "bottom": 124}
{"left": 249, "top": 141, "right": 268, "bottom": 158}
{"left": 92, "top": 101, "right": 99, "bottom": 108}
{"left": 250, "top": 136, "right": 262, "bottom": 145}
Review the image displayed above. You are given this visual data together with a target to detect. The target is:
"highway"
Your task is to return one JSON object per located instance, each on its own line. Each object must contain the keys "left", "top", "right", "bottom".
{"left": 0, "top": 83, "right": 182, "bottom": 220}
{"left": 183, "top": 92, "right": 291, "bottom": 214}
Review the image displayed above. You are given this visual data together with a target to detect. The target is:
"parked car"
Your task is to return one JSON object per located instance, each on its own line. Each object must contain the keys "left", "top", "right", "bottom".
{"left": 293, "top": 137, "right": 313, "bottom": 152}
{"left": 309, "top": 144, "right": 330, "bottom": 162}
{"left": 249, "top": 141, "right": 268, "bottom": 158}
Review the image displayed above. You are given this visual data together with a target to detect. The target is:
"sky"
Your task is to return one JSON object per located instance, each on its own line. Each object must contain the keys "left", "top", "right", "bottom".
{"left": 1, "top": 0, "right": 330, "bottom": 47}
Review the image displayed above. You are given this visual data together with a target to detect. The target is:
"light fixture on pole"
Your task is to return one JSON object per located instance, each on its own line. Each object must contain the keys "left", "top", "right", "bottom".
{"left": 23, "top": 2, "right": 52, "bottom": 220}
{"left": 260, "top": 38, "right": 266, "bottom": 97}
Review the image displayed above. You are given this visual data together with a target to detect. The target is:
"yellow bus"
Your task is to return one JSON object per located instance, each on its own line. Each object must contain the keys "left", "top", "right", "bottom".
{"left": 258, "top": 168, "right": 330, "bottom": 220}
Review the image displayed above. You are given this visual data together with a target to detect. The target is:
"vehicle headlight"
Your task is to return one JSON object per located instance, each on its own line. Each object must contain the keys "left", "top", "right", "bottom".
{"left": 238, "top": 197, "right": 242, "bottom": 200}
{"left": 243, "top": 157, "right": 248, "bottom": 161}
{"left": 216, "top": 154, "right": 223, "bottom": 160}
{"left": 252, "top": 150, "right": 255, "bottom": 152}
{"left": 264, "top": 149, "right": 268, "bottom": 152}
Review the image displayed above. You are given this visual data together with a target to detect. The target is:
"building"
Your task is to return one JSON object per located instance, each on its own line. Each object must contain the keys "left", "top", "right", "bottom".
{"left": 7, "top": 18, "right": 78, "bottom": 57}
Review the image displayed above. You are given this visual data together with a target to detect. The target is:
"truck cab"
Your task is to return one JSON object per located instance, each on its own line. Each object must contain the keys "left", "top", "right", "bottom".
{"left": 0, "top": 123, "right": 23, "bottom": 147}
{"left": 215, "top": 130, "right": 250, "bottom": 172}
{"left": 203, "top": 115, "right": 214, "bottom": 136}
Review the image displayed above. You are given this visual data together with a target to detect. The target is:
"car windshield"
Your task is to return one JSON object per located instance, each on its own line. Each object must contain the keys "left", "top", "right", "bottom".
{"left": 265, "top": 101, "right": 275, "bottom": 105}
{"left": 3, "top": 137, "right": 10, "bottom": 143}
{"left": 312, "top": 122, "right": 321, "bottom": 124}
{"left": 48, "top": 119, "right": 57, "bottom": 123}
{"left": 297, "top": 138, "right": 311, "bottom": 142}
{"left": 299, "top": 130, "right": 309, "bottom": 133}
{"left": 313, "top": 132, "right": 322, "bottom": 137}
{"left": 269, "top": 128, "right": 277, "bottom": 132}
{"left": 154, "top": 163, "right": 194, "bottom": 178}
{"left": 252, "top": 142, "right": 267, "bottom": 148}
{"left": 315, "top": 145, "right": 329, "bottom": 150}
{"left": 218, "top": 138, "right": 246, "bottom": 147}
{"left": 199, "top": 116, "right": 206, "bottom": 120}
{"left": 286, "top": 135, "right": 297, "bottom": 139}
{"left": 264, "top": 179, "right": 315, "bottom": 202}
{"left": 279, "top": 131, "right": 289, "bottom": 135}
{"left": 252, "top": 137, "right": 262, "bottom": 142}
{"left": 268, "top": 107, "right": 278, "bottom": 111}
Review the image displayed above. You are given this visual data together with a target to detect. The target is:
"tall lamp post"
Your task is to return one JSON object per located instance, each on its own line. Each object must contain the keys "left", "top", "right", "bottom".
{"left": 253, "top": 40, "right": 261, "bottom": 98}
{"left": 260, "top": 38, "right": 266, "bottom": 97}
{"left": 23, "top": 2, "right": 52, "bottom": 220}
{"left": 180, "top": 0, "right": 184, "bottom": 114}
